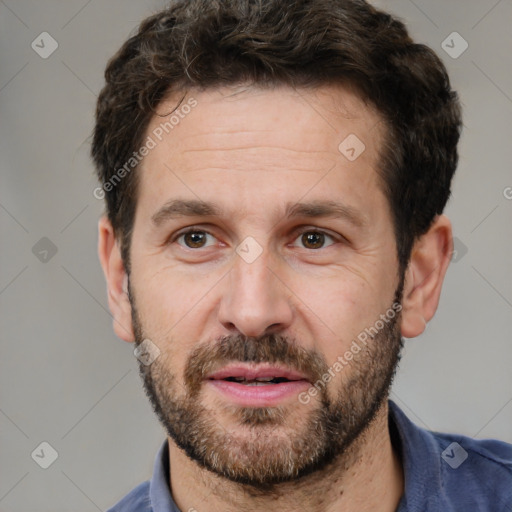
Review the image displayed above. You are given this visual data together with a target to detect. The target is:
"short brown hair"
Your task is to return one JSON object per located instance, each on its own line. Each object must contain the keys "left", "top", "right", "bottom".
{"left": 92, "top": 0, "right": 462, "bottom": 274}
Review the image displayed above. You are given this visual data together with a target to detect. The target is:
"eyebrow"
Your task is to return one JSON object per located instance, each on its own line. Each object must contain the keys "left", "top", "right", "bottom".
{"left": 284, "top": 200, "right": 367, "bottom": 228}
{"left": 151, "top": 199, "right": 222, "bottom": 226}
{"left": 151, "top": 198, "right": 367, "bottom": 228}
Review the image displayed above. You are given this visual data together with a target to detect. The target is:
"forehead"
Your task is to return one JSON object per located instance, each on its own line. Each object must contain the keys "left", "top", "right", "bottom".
{"left": 136, "top": 84, "right": 388, "bottom": 223}
{"left": 145, "top": 84, "right": 383, "bottom": 158}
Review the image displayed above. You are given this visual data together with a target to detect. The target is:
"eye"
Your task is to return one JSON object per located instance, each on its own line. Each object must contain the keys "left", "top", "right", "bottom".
{"left": 175, "top": 229, "right": 216, "bottom": 249}
{"left": 292, "top": 230, "right": 336, "bottom": 250}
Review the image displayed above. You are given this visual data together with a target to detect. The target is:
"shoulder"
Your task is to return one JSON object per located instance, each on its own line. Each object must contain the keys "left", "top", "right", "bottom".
{"left": 106, "top": 481, "right": 152, "bottom": 512}
{"left": 433, "top": 430, "right": 512, "bottom": 509}
{"left": 389, "top": 401, "right": 512, "bottom": 511}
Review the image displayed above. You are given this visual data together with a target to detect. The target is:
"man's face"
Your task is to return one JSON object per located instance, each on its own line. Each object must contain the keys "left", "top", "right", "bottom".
{"left": 127, "top": 85, "right": 403, "bottom": 486}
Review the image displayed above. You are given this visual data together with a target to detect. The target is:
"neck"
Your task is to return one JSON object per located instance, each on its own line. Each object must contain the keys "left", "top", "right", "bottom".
{"left": 168, "top": 401, "right": 403, "bottom": 512}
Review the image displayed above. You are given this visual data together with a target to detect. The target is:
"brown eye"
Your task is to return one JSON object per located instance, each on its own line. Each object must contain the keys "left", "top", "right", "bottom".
{"left": 292, "top": 230, "right": 336, "bottom": 250}
{"left": 301, "top": 232, "right": 325, "bottom": 249}
{"left": 178, "top": 231, "right": 212, "bottom": 248}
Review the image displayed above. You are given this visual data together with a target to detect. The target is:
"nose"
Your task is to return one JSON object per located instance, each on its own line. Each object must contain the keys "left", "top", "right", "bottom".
{"left": 218, "top": 250, "right": 294, "bottom": 337}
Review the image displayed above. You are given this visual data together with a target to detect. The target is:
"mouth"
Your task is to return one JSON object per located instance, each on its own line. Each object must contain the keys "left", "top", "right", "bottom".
{"left": 205, "top": 365, "right": 311, "bottom": 406}
{"left": 221, "top": 376, "right": 293, "bottom": 385}
{"left": 206, "top": 365, "right": 309, "bottom": 384}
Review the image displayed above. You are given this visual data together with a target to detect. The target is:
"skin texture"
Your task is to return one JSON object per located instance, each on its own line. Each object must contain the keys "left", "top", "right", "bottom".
{"left": 98, "top": 85, "right": 453, "bottom": 512}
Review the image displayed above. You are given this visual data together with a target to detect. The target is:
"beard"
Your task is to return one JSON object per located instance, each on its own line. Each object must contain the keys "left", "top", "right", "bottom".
{"left": 130, "top": 281, "right": 404, "bottom": 490}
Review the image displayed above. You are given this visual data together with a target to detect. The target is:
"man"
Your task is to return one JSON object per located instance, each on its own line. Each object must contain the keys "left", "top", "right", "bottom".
{"left": 92, "top": 0, "right": 512, "bottom": 510}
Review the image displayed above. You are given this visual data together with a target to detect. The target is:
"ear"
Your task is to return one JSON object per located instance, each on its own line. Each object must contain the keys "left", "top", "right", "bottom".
{"left": 97, "top": 217, "right": 135, "bottom": 343}
{"left": 400, "top": 215, "right": 452, "bottom": 338}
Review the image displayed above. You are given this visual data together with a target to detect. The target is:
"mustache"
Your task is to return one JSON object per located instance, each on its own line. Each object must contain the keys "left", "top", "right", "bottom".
{"left": 184, "top": 333, "right": 329, "bottom": 396}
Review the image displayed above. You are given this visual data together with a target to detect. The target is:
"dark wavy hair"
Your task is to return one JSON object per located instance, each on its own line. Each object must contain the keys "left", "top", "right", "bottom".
{"left": 91, "top": 0, "right": 462, "bottom": 275}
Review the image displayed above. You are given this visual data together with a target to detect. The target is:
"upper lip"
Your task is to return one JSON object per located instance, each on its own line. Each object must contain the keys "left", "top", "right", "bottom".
{"left": 206, "top": 364, "right": 309, "bottom": 382}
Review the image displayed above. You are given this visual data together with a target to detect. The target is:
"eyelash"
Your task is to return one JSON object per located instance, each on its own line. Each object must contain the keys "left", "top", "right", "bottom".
{"left": 170, "top": 227, "right": 341, "bottom": 250}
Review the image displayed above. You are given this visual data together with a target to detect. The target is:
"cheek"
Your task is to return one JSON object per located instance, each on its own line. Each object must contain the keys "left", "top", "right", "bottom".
{"left": 294, "top": 271, "right": 379, "bottom": 329}
{"left": 136, "top": 264, "right": 203, "bottom": 313}
{"left": 291, "top": 270, "right": 394, "bottom": 365}
{"left": 132, "top": 264, "right": 224, "bottom": 350}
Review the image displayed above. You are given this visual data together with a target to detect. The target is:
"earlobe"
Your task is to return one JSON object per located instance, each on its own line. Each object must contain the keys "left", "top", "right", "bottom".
{"left": 400, "top": 215, "right": 452, "bottom": 339}
{"left": 98, "top": 217, "right": 135, "bottom": 343}
{"left": 400, "top": 264, "right": 426, "bottom": 338}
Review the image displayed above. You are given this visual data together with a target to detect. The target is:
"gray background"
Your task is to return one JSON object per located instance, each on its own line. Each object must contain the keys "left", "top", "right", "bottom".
{"left": 1, "top": 0, "right": 511, "bottom": 510}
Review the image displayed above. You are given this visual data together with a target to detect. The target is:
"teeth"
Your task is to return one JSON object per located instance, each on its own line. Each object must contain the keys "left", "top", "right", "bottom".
{"left": 223, "top": 376, "right": 291, "bottom": 384}
{"left": 228, "top": 376, "right": 276, "bottom": 382}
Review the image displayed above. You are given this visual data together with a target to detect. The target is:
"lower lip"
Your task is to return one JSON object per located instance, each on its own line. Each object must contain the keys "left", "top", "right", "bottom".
{"left": 206, "top": 379, "right": 311, "bottom": 407}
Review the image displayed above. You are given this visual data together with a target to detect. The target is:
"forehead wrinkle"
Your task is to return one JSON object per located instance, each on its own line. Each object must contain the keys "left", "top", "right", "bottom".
{"left": 181, "top": 166, "right": 321, "bottom": 174}
{"left": 179, "top": 145, "right": 331, "bottom": 156}
{"left": 176, "top": 144, "right": 335, "bottom": 174}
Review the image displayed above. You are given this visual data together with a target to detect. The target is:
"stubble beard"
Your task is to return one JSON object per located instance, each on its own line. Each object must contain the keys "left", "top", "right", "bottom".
{"left": 130, "top": 282, "right": 404, "bottom": 490}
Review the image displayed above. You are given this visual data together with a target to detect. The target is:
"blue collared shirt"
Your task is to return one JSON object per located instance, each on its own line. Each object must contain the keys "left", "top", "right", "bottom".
{"left": 107, "top": 401, "right": 512, "bottom": 511}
